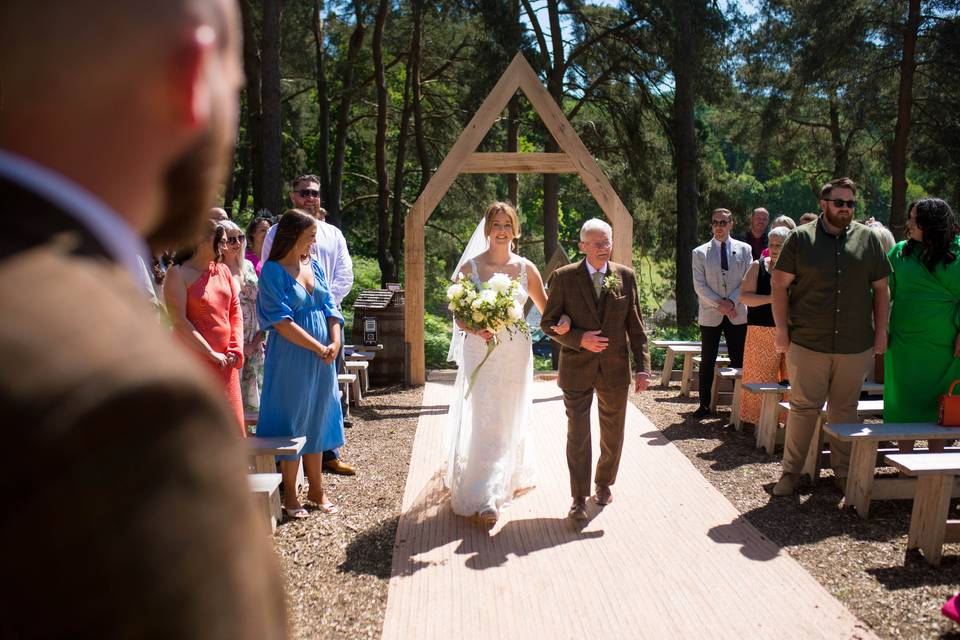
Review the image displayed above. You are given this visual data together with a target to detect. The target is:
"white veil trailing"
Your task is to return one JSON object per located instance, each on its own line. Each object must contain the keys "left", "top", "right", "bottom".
{"left": 443, "top": 217, "right": 488, "bottom": 492}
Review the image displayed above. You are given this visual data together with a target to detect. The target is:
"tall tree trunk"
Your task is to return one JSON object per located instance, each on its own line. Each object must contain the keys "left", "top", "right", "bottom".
{"left": 672, "top": 2, "right": 700, "bottom": 328}
{"left": 828, "top": 95, "right": 848, "bottom": 177}
{"left": 237, "top": 144, "right": 251, "bottom": 216}
{"left": 372, "top": 0, "right": 393, "bottom": 286}
{"left": 507, "top": 96, "right": 519, "bottom": 207}
{"left": 389, "top": 44, "right": 415, "bottom": 282}
{"left": 541, "top": 0, "right": 565, "bottom": 261}
{"left": 890, "top": 0, "right": 921, "bottom": 236}
{"left": 313, "top": 0, "right": 331, "bottom": 206}
{"left": 327, "top": 1, "right": 366, "bottom": 228}
{"left": 260, "top": 0, "right": 284, "bottom": 217}
{"left": 239, "top": 0, "right": 264, "bottom": 214}
{"left": 411, "top": 0, "right": 430, "bottom": 193}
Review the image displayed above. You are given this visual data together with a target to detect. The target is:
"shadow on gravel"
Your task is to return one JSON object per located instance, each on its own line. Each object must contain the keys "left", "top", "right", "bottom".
{"left": 339, "top": 516, "right": 399, "bottom": 579}
{"left": 356, "top": 404, "right": 449, "bottom": 421}
{"left": 868, "top": 553, "right": 960, "bottom": 590}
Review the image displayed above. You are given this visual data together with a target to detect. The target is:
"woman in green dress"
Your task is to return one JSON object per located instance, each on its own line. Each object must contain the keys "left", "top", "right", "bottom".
{"left": 886, "top": 198, "right": 960, "bottom": 452}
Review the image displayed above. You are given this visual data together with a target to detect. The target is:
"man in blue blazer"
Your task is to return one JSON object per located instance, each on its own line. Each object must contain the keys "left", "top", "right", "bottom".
{"left": 691, "top": 208, "right": 753, "bottom": 418}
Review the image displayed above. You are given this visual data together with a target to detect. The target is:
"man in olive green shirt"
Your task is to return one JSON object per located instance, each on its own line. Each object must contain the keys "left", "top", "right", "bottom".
{"left": 771, "top": 177, "right": 891, "bottom": 496}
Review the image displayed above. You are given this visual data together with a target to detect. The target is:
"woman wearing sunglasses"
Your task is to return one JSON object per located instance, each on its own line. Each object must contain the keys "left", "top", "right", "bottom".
{"left": 222, "top": 220, "right": 266, "bottom": 414}
{"left": 164, "top": 220, "right": 245, "bottom": 434}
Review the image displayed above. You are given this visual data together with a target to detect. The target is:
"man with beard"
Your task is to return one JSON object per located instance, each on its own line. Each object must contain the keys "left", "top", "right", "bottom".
{"left": 0, "top": 1, "right": 286, "bottom": 638}
{"left": 261, "top": 175, "right": 356, "bottom": 474}
{"left": 771, "top": 177, "right": 891, "bottom": 497}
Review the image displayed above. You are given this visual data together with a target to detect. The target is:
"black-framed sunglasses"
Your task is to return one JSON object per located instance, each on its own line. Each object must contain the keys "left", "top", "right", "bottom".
{"left": 226, "top": 236, "right": 244, "bottom": 246}
{"left": 825, "top": 198, "right": 856, "bottom": 209}
{"left": 296, "top": 189, "right": 320, "bottom": 198}
{"left": 711, "top": 219, "right": 730, "bottom": 226}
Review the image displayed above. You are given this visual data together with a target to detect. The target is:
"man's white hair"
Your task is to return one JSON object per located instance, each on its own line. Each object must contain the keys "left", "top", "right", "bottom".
{"left": 580, "top": 218, "right": 612, "bottom": 242}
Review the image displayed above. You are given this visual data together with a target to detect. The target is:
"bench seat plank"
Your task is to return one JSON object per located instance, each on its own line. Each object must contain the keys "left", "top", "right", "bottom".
{"left": 826, "top": 423, "right": 960, "bottom": 441}
{"left": 886, "top": 452, "right": 960, "bottom": 475}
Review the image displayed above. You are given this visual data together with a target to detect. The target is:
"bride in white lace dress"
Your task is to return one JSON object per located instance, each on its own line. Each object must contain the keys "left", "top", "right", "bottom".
{"left": 444, "top": 202, "right": 568, "bottom": 525}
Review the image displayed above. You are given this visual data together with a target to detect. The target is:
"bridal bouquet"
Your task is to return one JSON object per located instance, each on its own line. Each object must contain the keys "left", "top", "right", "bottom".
{"left": 447, "top": 272, "right": 528, "bottom": 397}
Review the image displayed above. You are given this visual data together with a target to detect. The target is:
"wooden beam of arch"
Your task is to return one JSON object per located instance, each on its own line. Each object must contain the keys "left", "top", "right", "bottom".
{"left": 403, "top": 53, "right": 633, "bottom": 384}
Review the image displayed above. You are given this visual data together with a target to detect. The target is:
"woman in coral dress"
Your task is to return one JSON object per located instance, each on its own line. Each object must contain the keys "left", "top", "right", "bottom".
{"left": 164, "top": 220, "right": 245, "bottom": 434}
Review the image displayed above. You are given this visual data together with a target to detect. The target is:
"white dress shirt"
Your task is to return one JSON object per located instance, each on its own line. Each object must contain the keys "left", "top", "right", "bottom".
{"left": 260, "top": 218, "right": 354, "bottom": 304}
{"left": 0, "top": 149, "right": 149, "bottom": 283}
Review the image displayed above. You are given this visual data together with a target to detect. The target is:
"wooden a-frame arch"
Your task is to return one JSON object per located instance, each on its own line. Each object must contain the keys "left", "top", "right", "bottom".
{"left": 403, "top": 53, "right": 634, "bottom": 384}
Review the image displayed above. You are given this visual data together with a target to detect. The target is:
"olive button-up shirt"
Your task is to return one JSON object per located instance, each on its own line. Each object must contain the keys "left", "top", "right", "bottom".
{"left": 775, "top": 217, "right": 891, "bottom": 354}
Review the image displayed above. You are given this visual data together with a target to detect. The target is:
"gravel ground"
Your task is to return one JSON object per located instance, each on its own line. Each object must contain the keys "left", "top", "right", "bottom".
{"left": 272, "top": 379, "right": 960, "bottom": 640}
{"left": 632, "top": 385, "right": 960, "bottom": 640}
{"left": 271, "top": 383, "right": 422, "bottom": 640}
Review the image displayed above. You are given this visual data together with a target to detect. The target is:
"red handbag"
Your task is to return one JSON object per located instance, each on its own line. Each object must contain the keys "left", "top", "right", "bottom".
{"left": 938, "top": 381, "right": 960, "bottom": 427}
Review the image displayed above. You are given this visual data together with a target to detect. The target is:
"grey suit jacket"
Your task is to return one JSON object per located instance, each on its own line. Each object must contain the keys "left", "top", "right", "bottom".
{"left": 691, "top": 237, "right": 753, "bottom": 327}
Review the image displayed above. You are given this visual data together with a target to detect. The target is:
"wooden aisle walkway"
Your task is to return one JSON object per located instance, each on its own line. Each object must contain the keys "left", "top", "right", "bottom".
{"left": 382, "top": 374, "right": 876, "bottom": 640}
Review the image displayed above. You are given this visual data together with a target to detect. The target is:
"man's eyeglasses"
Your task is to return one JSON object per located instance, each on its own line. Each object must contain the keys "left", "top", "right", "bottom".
{"left": 226, "top": 236, "right": 244, "bottom": 246}
{"left": 583, "top": 240, "right": 611, "bottom": 249}
{"left": 711, "top": 220, "right": 730, "bottom": 227}
{"left": 825, "top": 198, "right": 856, "bottom": 209}
{"left": 296, "top": 189, "right": 321, "bottom": 199}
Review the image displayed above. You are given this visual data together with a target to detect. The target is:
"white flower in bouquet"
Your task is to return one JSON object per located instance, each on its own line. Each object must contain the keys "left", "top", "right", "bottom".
{"left": 508, "top": 301, "right": 523, "bottom": 321}
{"left": 447, "top": 282, "right": 465, "bottom": 299}
{"left": 479, "top": 289, "right": 498, "bottom": 305}
{"left": 471, "top": 297, "right": 484, "bottom": 309}
{"left": 487, "top": 272, "right": 512, "bottom": 295}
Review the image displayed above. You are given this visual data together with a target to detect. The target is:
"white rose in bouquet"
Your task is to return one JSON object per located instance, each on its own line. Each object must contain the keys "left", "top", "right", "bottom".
{"left": 487, "top": 272, "right": 512, "bottom": 295}
{"left": 446, "top": 282, "right": 465, "bottom": 299}
{"left": 480, "top": 289, "right": 498, "bottom": 305}
{"left": 508, "top": 301, "right": 523, "bottom": 321}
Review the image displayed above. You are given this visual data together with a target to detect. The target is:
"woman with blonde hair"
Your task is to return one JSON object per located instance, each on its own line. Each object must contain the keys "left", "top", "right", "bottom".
{"left": 221, "top": 220, "right": 265, "bottom": 412}
{"left": 444, "top": 201, "right": 568, "bottom": 525}
{"left": 738, "top": 226, "right": 791, "bottom": 426}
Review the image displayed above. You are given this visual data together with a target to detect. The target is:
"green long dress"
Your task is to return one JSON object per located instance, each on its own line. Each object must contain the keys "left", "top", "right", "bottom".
{"left": 885, "top": 236, "right": 960, "bottom": 422}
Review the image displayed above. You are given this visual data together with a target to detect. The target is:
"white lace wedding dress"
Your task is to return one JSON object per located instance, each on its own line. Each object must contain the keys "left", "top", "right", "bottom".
{"left": 444, "top": 258, "right": 537, "bottom": 516}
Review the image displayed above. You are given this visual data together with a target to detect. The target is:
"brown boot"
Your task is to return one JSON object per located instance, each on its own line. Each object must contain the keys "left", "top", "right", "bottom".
{"left": 772, "top": 472, "right": 801, "bottom": 496}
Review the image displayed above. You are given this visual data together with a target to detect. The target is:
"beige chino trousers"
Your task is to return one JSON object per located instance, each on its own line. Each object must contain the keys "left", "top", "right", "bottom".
{"left": 783, "top": 343, "right": 874, "bottom": 477}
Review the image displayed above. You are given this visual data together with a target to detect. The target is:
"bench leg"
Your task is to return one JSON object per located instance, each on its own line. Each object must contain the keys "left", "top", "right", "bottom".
{"left": 709, "top": 369, "right": 720, "bottom": 412}
{"left": 660, "top": 347, "right": 676, "bottom": 387}
{"left": 844, "top": 441, "right": 879, "bottom": 518}
{"left": 680, "top": 354, "right": 694, "bottom": 398}
{"left": 757, "top": 394, "right": 780, "bottom": 455}
{"left": 731, "top": 379, "right": 743, "bottom": 431}
{"left": 253, "top": 454, "right": 276, "bottom": 474}
{"left": 907, "top": 475, "right": 954, "bottom": 566}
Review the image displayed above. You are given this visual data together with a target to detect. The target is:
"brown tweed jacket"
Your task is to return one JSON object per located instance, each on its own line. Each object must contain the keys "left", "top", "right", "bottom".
{"left": 541, "top": 259, "right": 650, "bottom": 392}
{"left": 0, "top": 177, "right": 286, "bottom": 639}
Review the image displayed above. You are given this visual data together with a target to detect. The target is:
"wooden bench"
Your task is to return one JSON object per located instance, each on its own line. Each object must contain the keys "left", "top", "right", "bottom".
{"left": 719, "top": 368, "right": 743, "bottom": 428}
{"left": 776, "top": 399, "right": 885, "bottom": 481}
{"left": 690, "top": 355, "right": 732, "bottom": 409}
{"left": 338, "top": 373, "right": 357, "bottom": 412}
{"left": 654, "top": 342, "right": 727, "bottom": 389}
{"left": 884, "top": 453, "right": 960, "bottom": 565}
{"left": 680, "top": 351, "right": 729, "bottom": 398}
{"left": 345, "top": 359, "right": 369, "bottom": 395}
{"left": 825, "top": 422, "right": 960, "bottom": 518}
{"left": 246, "top": 435, "right": 306, "bottom": 494}
{"left": 745, "top": 381, "right": 884, "bottom": 455}
{"left": 248, "top": 473, "right": 283, "bottom": 534}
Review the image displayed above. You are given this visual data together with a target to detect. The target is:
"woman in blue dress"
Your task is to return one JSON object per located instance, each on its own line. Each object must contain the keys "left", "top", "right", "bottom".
{"left": 257, "top": 209, "right": 344, "bottom": 518}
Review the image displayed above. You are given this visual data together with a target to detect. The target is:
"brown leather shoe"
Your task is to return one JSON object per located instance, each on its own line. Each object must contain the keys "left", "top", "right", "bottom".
{"left": 323, "top": 459, "right": 356, "bottom": 476}
{"left": 568, "top": 497, "right": 588, "bottom": 521}
{"left": 594, "top": 484, "right": 612, "bottom": 506}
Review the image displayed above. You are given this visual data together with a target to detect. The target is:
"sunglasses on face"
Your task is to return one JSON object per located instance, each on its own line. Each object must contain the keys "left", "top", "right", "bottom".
{"left": 226, "top": 236, "right": 243, "bottom": 246}
{"left": 711, "top": 220, "right": 730, "bottom": 226}
{"left": 296, "top": 189, "right": 320, "bottom": 198}
{"left": 825, "top": 198, "right": 856, "bottom": 209}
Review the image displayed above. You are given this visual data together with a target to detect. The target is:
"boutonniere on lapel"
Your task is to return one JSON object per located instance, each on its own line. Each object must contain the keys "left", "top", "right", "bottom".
{"left": 601, "top": 273, "right": 621, "bottom": 295}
